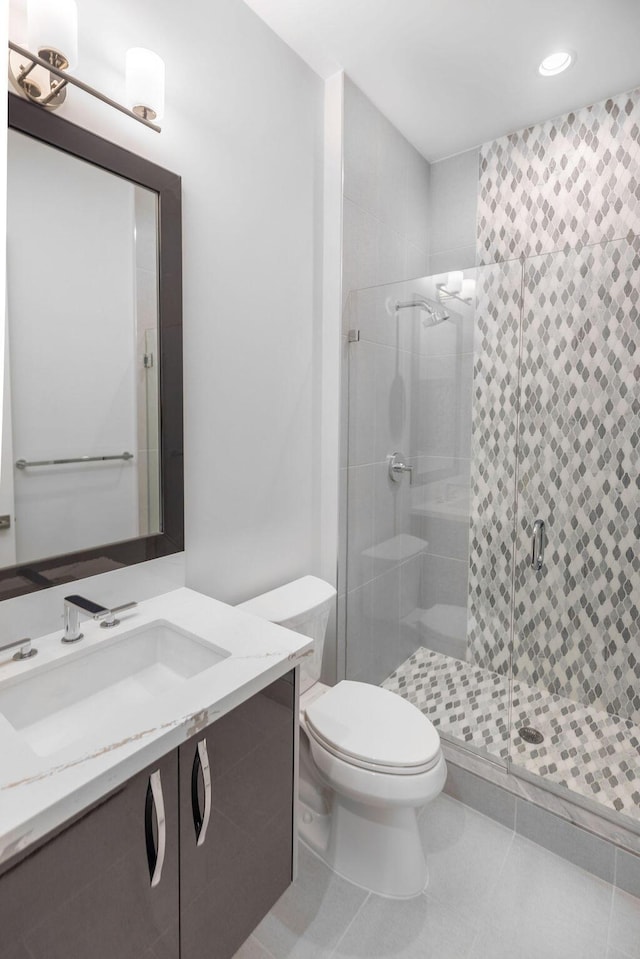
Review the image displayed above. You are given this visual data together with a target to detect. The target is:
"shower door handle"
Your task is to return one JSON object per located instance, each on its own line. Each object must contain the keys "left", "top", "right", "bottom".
{"left": 530, "top": 519, "right": 545, "bottom": 571}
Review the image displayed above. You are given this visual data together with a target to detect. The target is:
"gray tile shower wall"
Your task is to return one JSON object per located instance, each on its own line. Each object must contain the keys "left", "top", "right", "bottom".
{"left": 477, "top": 87, "right": 640, "bottom": 264}
{"left": 468, "top": 87, "right": 640, "bottom": 727}
{"left": 513, "top": 236, "right": 640, "bottom": 721}
{"left": 466, "top": 259, "right": 523, "bottom": 676}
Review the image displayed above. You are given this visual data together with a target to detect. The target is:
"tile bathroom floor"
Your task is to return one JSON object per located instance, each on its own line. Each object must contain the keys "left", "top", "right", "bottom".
{"left": 234, "top": 794, "right": 640, "bottom": 959}
{"left": 383, "top": 647, "right": 640, "bottom": 827}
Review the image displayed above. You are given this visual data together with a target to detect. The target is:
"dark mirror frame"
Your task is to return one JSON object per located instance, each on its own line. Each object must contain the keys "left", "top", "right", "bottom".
{"left": 2, "top": 94, "right": 184, "bottom": 600}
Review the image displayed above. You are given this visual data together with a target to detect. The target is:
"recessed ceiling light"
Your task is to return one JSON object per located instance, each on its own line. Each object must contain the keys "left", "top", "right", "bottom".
{"left": 539, "top": 51, "right": 573, "bottom": 77}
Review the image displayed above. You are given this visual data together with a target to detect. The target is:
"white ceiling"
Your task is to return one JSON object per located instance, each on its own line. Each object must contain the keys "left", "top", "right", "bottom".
{"left": 242, "top": 0, "right": 640, "bottom": 161}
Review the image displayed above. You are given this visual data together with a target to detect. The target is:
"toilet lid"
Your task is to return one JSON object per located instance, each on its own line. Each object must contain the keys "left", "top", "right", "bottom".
{"left": 305, "top": 681, "right": 440, "bottom": 769}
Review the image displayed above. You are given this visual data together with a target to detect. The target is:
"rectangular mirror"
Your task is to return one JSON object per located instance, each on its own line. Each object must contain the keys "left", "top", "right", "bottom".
{"left": 1, "top": 96, "right": 183, "bottom": 599}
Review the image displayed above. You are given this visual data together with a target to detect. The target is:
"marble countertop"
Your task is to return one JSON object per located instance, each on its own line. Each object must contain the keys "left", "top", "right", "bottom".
{"left": 0, "top": 587, "right": 311, "bottom": 868}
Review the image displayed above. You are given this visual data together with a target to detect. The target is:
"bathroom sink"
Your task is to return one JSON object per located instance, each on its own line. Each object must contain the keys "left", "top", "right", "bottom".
{"left": 0, "top": 621, "right": 229, "bottom": 757}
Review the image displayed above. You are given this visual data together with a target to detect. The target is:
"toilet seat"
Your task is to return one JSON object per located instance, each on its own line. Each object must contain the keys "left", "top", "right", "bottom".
{"left": 306, "top": 722, "right": 442, "bottom": 775}
{"left": 304, "top": 680, "right": 440, "bottom": 776}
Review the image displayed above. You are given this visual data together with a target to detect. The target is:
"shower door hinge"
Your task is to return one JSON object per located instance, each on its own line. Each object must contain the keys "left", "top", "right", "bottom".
{"left": 348, "top": 330, "right": 360, "bottom": 343}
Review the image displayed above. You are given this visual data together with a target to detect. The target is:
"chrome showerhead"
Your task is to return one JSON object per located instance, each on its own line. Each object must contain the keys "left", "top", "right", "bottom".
{"left": 394, "top": 296, "right": 450, "bottom": 326}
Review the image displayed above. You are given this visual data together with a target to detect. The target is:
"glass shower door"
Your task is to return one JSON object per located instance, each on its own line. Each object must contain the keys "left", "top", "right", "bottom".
{"left": 342, "top": 261, "right": 523, "bottom": 769}
{"left": 510, "top": 236, "right": 640, "bottom": 830}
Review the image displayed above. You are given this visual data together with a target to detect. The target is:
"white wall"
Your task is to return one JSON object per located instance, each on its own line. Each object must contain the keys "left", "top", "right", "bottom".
{"left": 2, "top": 0, "right": 325, "bottom": 637}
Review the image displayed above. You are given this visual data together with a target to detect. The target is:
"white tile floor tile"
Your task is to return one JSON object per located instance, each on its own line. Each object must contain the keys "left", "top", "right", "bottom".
{"left": 418, "top": 794, "right": 513, "bottom": 921}
{"left": 471, "top": 834, "right": 613, "bottom": 959}
{"left": 608, "top": 888, "right": 640, "bottom": 958}
{"left": 233, "top": 938, "right": 275, "bottom": 959}
{"left": 332, "top": 893, "right": 477, "bottom": 959}
{"left": 235, "top": 795, "right": 640, "bottom": 959}
{"left": 251, "top": 843, "right": 368, "bottom": 959}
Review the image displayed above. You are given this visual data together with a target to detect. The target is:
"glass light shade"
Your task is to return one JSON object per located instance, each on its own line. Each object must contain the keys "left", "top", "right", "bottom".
{"left": 460, "top": 278, "right": 476, "bottom": 301}
{"left": 126, "top": 48, "right": 165, "bottom": 122}
{"left": 28, "top": 0, "right": 78, "bottom": 69}
{"left": 446, "top": 271, "right": 463, "bottom": 294}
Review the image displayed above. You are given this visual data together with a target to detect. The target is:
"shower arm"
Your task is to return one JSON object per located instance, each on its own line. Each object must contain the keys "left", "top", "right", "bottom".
{"left": 394, "top": 297, "right": 450, "bottom": 324}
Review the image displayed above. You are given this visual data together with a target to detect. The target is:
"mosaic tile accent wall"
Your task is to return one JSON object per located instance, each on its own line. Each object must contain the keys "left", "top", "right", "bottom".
{"left": 513, "top": 235, "right": 640, "bottom": 722}
{"left": 477, "top": 87, "right": 640, "bottom": 265}
{"left": 470, "top": 87, "right": 640, "bottom": 724}
{"left": 466, "top": 260, "right": 522, "bottom": 675}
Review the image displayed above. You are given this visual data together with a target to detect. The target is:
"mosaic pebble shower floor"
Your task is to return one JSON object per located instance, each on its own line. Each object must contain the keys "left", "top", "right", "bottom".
{"left": 383, "top": 647, "right": 640, "bottom": 825}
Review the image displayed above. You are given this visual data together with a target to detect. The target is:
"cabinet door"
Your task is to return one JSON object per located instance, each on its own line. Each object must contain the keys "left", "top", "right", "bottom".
{"left": 179, "top": 672, "right": 295, "bottom": 959}
{"left": 0, "top": 751, "right": 179, "bottom": 959}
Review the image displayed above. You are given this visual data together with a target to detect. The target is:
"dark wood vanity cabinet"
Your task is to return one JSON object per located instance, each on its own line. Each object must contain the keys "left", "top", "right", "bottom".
{"left": 0, "top": 673, "right": 295, "bottom": 959}
{"left": 179, "top": 673, "right": 295, "bottom": 959}
{"left": 0, "top": 750, "right": 180, "bottom": 959}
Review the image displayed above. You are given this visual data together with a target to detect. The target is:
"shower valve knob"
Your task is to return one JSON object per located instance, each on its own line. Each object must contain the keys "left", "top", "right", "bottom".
{"left": 388, "top": 452, "right": 413, "bottom": 485}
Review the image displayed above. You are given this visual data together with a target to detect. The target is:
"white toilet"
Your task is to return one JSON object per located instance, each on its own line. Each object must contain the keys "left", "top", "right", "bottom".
{"left": 238, "top": 576, "right": 447, "bottom": 899}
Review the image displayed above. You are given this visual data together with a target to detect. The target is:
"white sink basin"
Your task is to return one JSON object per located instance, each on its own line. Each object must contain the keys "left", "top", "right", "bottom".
{"left": 0, "top": 620, "right": 229, "bottom": 757}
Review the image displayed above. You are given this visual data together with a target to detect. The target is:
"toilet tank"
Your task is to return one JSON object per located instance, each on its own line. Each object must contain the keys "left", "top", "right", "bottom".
{"left": 237, "top": 576, "right": 336, "bottom": 692}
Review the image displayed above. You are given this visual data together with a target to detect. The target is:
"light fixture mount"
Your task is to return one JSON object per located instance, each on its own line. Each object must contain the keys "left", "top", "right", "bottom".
{"left": 39, "top": 48, "right": 70, "bottom": 70}
{"left": 133, "top": 105, "right": 158, "bottom": 122}
{"left": 9, "top": 46, "right": 68, "bottom": 108}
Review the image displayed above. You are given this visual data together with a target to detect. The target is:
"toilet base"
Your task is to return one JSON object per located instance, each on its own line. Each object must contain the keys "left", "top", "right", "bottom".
{"left": 298, "top": 795, "right": 429, "bottom": 899}
{"left": 329, "top": 796, "right": 428, "bottom": 898}
{"left": 297, "top": 725, "right": 447, "bottom": 899}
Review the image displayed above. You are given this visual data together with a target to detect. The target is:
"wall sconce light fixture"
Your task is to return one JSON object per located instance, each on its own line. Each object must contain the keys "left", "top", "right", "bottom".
{"left": 8, "top": 1, "right": 164, "bottom": 132}
{"left": 126, "top": 48, "right": 165, "bottom": 122}
{"left": 9, "top": 0, "right": 77, "bottom": 109}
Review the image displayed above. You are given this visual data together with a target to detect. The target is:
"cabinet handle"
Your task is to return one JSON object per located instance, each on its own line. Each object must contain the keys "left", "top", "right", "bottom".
{"left": 191, "top": 738, "right": 212, "bottom": 847}
{"left": 145, "top": 770, "right": 167, "bottom": 888}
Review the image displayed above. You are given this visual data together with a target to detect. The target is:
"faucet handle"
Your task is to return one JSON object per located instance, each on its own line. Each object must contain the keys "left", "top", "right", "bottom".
{"left": 99, "top": 601, "right": 138, "bottom": 629}
{"left": 0, "top": 637, "right": 37, "bottom": 661}
{"left": 14, "top": 638, "right": 37, "bottom": 660}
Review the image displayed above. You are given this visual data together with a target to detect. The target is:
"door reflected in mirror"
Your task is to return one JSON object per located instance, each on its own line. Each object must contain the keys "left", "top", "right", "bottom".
{"left": 5, "top": 129, "right": 162, "bottom": 568}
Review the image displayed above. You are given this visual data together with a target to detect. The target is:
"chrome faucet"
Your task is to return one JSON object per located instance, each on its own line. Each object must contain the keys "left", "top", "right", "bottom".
{"left": 62, "top": 595, "right": 137, "bottom": 643}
